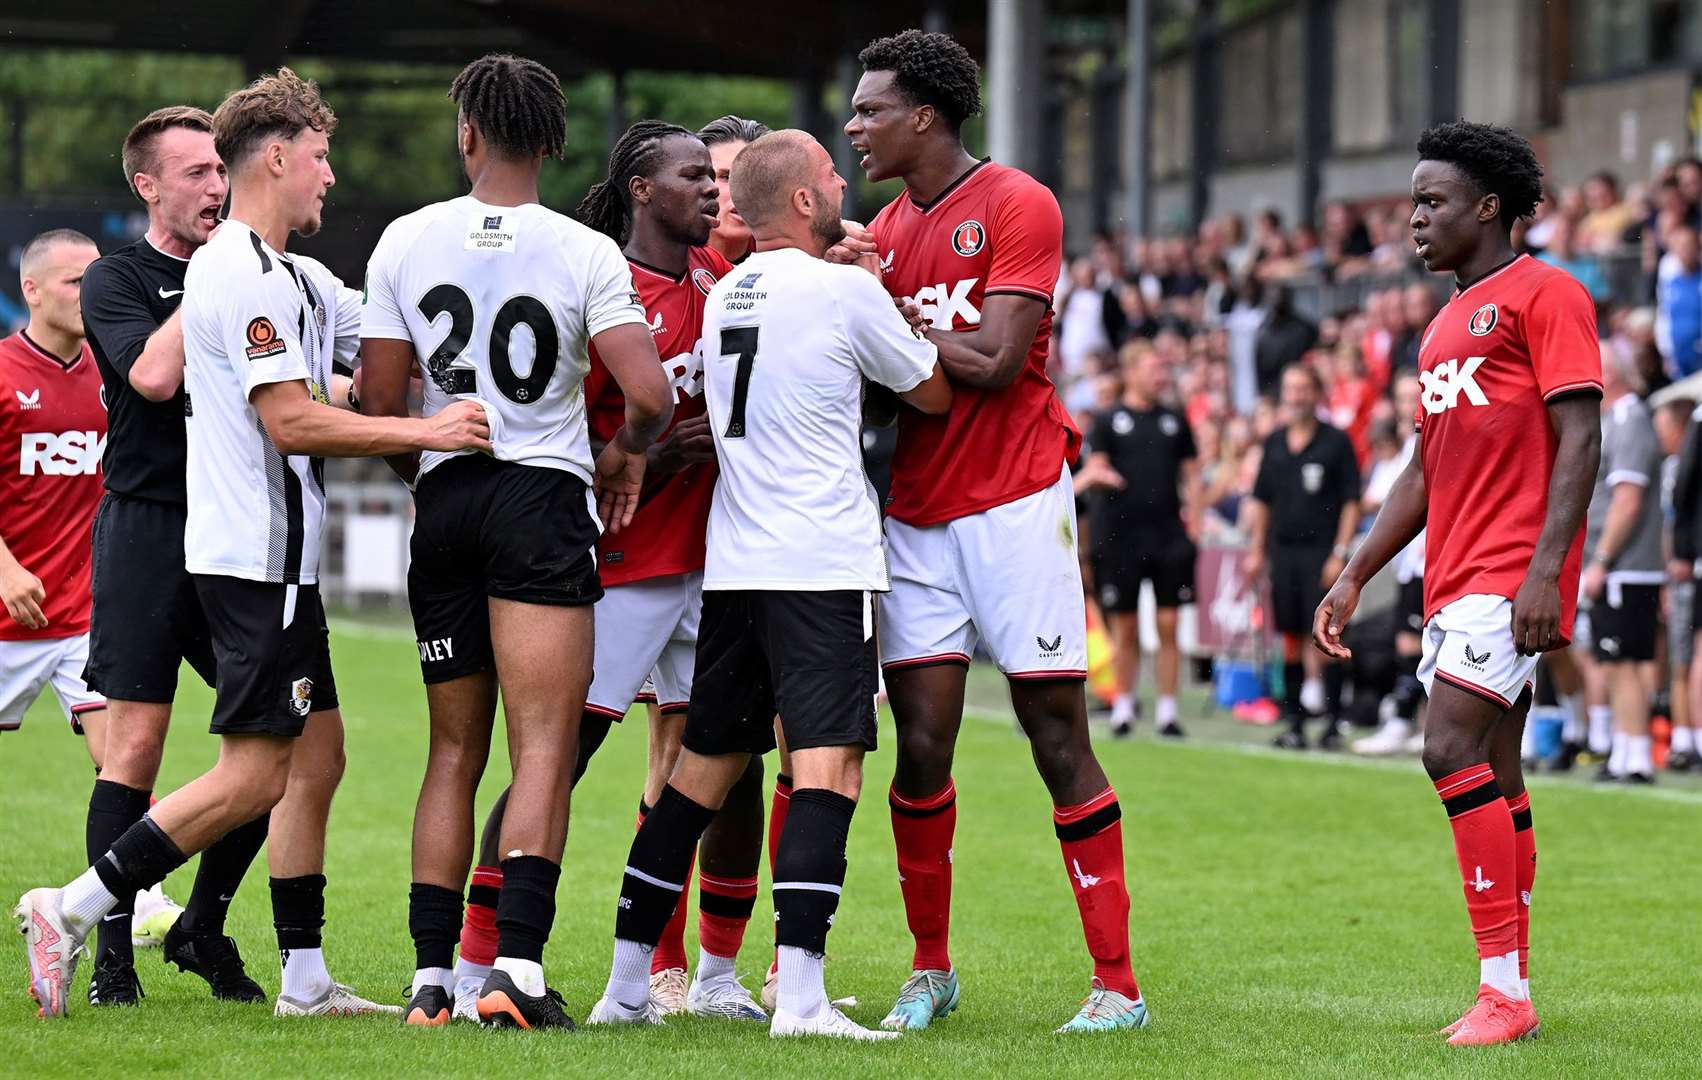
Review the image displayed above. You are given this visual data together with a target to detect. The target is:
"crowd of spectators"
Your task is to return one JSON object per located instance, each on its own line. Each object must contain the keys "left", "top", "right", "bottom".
{"left": 1059, "top": 158, "right": 1702, "bottom": 778}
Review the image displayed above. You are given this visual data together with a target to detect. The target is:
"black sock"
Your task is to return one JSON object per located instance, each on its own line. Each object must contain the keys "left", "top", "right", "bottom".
{"left": 1283, "top": 662, "right": 1304, "bottom": 720}
{"left": 95, "top": 816, "right": 188, "bottom": 900}
{"left": 180, "top": 812, "right": 269, "bottom": 936}
{"left": 409, "top": 882, "right": 462, "bottom": 972}
{"left": 773, "top": 788, "right": 856, "bottom": 955}
{"left": 271, "top": 874, "right": 326, "bottom": 952}
{"left": 573, "top": 709, "right": 616, "bottom": 786}
{"left": 1392, "top": 656, "right": 1423, "bottom": 720}
{"left": 1323, "top": 663, "right": 1345, "bottom": 718}
{"left": 614, "top": 784, "right": 716, "bottom": 946}
{"left": 87, "top": 780, "right": 151, "bottom": 963}
{"left": 495, "top": 855, "right": 560, "bottom": 964}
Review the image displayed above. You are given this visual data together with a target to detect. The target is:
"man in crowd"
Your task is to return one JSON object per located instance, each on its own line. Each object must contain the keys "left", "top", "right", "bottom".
{"left": 1078, "top": 346, "right": 1200, "bottom": 738}
{"left": 1245, "top": 362, "right": 1361, "bottom": 749}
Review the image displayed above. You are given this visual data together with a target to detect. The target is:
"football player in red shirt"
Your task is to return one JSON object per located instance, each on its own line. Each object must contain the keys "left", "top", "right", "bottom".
{"left": 453, "top": 120, "right": 769, "bottom": 1024}
{"left": 839, "top": 30, "right": 1145, "bottom": 1034}
{"left": 1316, "top": 121, "right": 1601, "bottom": 1047}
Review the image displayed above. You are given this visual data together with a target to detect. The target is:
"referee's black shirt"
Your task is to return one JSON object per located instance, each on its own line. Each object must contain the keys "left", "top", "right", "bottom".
{"left": 1252, "top": 421, "right": 1360, "bottom": 548}
{"left": 1087, "top": 402, "right": 1196, "bottom": 544}
{"left": 80, "top": 238, "right": 189, "bottom": 506}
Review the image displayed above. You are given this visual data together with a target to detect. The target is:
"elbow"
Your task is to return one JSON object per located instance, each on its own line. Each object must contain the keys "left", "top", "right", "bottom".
{"left": 918, "top": 383, "right": 953, "bottom": 415}
{"left": 129, "top": 368, "right": 179, "bottom": 403}
{"left": 265, "top": 410, "right": 310, "bottom": 456}
{"left": 980, "top": 352, "right": 1025, "bottom": 391}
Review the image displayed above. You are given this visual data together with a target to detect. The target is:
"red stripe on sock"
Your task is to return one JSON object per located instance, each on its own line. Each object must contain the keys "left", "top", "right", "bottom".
{"left": 1506, "top": 791, "right": 1530, "bottom": 814}
{"left": 698, "top": 874, "right": 759, "bottom": 959}
{"left": 767, "top": 777, "right": 792, "bottom": 876}
{"left": 1053, "top": 786, "right": 1118, "bottom": 826}
{"left": 699, "top": 873, "right": 759, "bottom": 898}
{"left": 891, "top": 780, "right": 955, "bottom": 972}
{"left": 458, "top": 864, "right": 501, "bottom": 966}
{"left": 1056, "top": 809, "right": 1138, "bottom": 999}
{"left": 1433, "top": 765, "right": 1496, "bottom": 800}
{"left": 653, "top": 849, "right": 694, "bottom": 974}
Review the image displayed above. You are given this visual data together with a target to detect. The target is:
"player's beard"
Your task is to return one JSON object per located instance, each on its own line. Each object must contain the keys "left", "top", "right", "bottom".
{"left": 809, "top": 188, "right": 846, "bottom": 248}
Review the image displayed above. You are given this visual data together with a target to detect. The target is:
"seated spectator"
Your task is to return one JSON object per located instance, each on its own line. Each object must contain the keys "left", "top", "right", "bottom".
{"left": 1577, "top": 170, "right": 1638, "bottom": 252}
{"left": 1537, "top": 216, "right": 1612, "bottom": 300}
{"left": 1657, "top": 225, "right": 1702, "bottom": 378}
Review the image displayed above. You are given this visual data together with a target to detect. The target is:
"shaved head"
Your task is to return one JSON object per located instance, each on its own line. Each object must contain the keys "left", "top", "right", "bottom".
{"left": 729, "top": 129, "right": 823, "bottom": 232}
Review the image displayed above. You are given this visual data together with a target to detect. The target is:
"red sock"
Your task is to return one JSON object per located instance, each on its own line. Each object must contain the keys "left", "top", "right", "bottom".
{"left": 890, "top": 781, "right": 956, "bottom": 972}
{"left": 698, "top": 872, "right": 758, "bottom": 959}
{"left": 1508, "top": 790, "right": 1535, "bottom": 980}
{"left": 458, "top": 865, "right": 501, "bottom": 967}
{"left": 767, "top": 775, "right": 792, "bottom": 875}
{"left": 1433, "top": 765, "right": 1518, "bottom": 960}
{"left": 1054, "top": 787, "right": 1138, "bottom": 998}
{"left": 639, "top": 801, "right": 693, "bottom": 973}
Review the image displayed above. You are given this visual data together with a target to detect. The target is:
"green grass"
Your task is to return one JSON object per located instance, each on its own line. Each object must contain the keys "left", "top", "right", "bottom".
{"left": 3, "top": 617, "right": 1699, "bottom": 1077}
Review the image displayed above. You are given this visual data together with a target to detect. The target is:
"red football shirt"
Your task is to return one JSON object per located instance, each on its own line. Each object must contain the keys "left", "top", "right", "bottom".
{"left": 0, "top": 332, "right": 105, "bottom": 641}
{"left": 868, "top": 160, "right": 1080, "bottom": 526}
{"left": 584, "top": 246, "right": 733, "bottom": 586}
{"left": 1416, "top": 255, "right": 1601, "bottom": 639}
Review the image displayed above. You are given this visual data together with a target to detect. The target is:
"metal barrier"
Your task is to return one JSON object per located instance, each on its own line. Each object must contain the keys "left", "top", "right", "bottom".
{"left": 320, "top": 482, "right": 414, "bottom": 610}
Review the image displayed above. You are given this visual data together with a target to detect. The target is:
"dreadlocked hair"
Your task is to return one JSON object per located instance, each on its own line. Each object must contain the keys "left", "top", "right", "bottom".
{"left": 449, "top": 53, "right": 567, "bottom": 161}
{"left": 1415, "top": 120, "right": 1544, "bottom": 227}
{"left": 858, "top": 29, "right": 983, "bottom": 132}
{"left": 697, "top": 115, "right": 771, "bottom": 147}
{"left": 576, "top": 119, "right": 693, "bottom": 244}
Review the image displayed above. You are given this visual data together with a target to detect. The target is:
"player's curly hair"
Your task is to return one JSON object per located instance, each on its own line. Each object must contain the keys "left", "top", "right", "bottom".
{"left": 697, "top": 115, "right": 771, "bottom": 148}
{"left": 858, "top": 29, "right": 983, "bottom": 133}
{"left": 450, "top": 53, "right": 567, "bottom": 161}
{"left": 1416, "top": 120, "right": 1544, "bottom": 228}
{"left": 576, "top": 119, "right": 694, "bottom": 244}
{"left": 213, "top": 68, "right": 336, "bottom": 170}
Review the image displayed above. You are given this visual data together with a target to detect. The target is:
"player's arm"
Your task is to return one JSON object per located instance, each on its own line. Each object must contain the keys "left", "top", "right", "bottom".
{"left": 843, "top": 269, "right": 951, "bottom": 415}
{"left": 1179, "top": 456, "right": 1202, "bottom": 536}
{"left": 0, "top": 533, "right": 47, "bottom": 630}
{"left": 129, "top": 309, "right": 188, "bottom": 402}
{"left": 357, "top": 336, "right": 423, "bottom": 486}
{"left": 253, "top": 379, "right": 488, "bottom": 458}
{"left": 1512, "top": 394, "right": 1601, "bottom": 655}
{"left": 925, "top": 293, "right": 1047, "bottom": 390}
{"left": 1583, "top": 481, "right": 1645, "bottom": 599}
{"left": 897, "top": 361, "right": 952, "bottom": 414}
{"left": 79, "top": 261, "right": 181, "bottom": 402}
{"left": 588, "top": 322, "right": 674, "bottom": 533}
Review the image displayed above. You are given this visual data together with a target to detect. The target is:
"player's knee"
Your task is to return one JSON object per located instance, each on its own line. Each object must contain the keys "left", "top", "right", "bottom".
{"left": 1420, "top": 730, "right": 1476, "bottom": 780}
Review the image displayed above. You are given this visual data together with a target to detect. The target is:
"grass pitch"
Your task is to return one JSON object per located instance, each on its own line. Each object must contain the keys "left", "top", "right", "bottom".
{"left": 2, "top": 616, "right": 1697, "bottom": 1078}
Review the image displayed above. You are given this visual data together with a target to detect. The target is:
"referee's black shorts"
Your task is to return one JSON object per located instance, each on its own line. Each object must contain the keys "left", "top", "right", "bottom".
{"left": 1269, "top": 543, "right": 1331, "bottom": 637}
{"left": 1093, "top": 528, "right": 1197, "bottom": 611}
{"left": 407, "top": 455, "right": 603, "bottom": 685}
{"left": 83, "top": 493, "right": 218, "bottom": 702}
{"left": 683, "top": 589, "right": 878, "bottom": 758}
{"left": 195, "top": 576, "right": 337, "bottom": 738}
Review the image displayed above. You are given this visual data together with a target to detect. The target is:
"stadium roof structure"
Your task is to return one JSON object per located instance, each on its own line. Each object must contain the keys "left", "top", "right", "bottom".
{"left": 0, "top": 0, "right": 989, "bottom": 78}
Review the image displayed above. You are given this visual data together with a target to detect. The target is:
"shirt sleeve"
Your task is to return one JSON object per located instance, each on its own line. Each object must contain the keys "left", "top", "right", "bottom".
{"left": 1607, "top": 409, "right": 1659, "bottom": 488}
{"left": 1525, "top": 274, "right": 1603, "bottom": 401}
{"left": 984, "top": 178, "right": 1064, "bottom": 304}
{"left": 226, "top": 269, "right": 312, "bottom": 399}
{"left": 1337, "top": 430, "right": 1362, "bottom": 503}
{"left": 1177, "top": 413, "right": 1198, "bottom": 461}
{"left": 359, "top": 223, "right": 412, "bottom": 343}
{"left": 838, "top": 267, "right": 939, "bottom": 392}
{"left": 583, "top": 232, "right": 648, "bottom": 338}
{"left": 331, "top": 278, "right": 363, "bottom": 369}
{"left": 1252, "top": 438, "right": 1276, "bottom": 504}
{"left": 1087, "top": 409, "right": 1112, "bottom": 455}
{"left": 79, "top": 259, "right": 158, "bottom": 380}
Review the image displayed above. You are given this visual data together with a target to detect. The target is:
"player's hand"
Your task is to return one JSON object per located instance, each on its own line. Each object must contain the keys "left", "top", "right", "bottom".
{"left": 1075, "top": 456, "right": 1125, "bottom": 491}
{"left": 595, "top": 440, "right": 648, "bottom": 533}
{"left": 422, "top": 399, "right": 491, "bottom": 453}
{"left": 1581, "top": 561, "right": 1607, "bottom": 602}
{"left": 896, "top": 296, "right": 928, "bottom": 337}
{"left": 1511, "top": 571, "right": 1563, "bottom": 655}
{"left": 652, "top": 413, "right": 715, "bottom": 476}
{"left": 0, "top": 563, "right": 48, "bottom": 631}
{"left": 1313, "top": 576, "right": 1359, "bottom": 660}
{"left": 1320, "top": 553, "right": 1346, "bottom": 590}
{"left": 1242, "top": 548, "right": 1264, "bottom": 581}
{"left": 826, "top": 220, "right": 880, "bottom": 274}
{"left": 1669, "top": 557, "right": 1693, "bottom": 583}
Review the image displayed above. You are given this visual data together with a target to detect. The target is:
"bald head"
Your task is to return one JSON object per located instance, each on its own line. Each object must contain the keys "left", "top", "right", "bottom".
{"left": 729, "top": 129, "right": 846, "bottom": 248}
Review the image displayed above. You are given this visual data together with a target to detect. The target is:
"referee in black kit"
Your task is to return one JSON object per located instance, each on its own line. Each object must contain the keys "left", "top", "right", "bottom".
{"left": 74, "top": 106, "right": 271, "bottom": 1005}
{"left": 1078, "top": 346, "right": 1200, "bottom": 738}
{"left": 1244, "top": 362, "right": 1361, "bottom": 749}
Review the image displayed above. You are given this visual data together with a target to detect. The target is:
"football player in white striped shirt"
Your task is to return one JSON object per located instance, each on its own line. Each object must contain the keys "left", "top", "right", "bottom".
{"left": 15, "top": 69, "right": 489, "bottom": 1022}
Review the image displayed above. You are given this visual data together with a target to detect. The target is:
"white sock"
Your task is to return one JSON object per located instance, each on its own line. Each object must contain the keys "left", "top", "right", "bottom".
{"left": 1627, "top": 734, "right": 1654, "bottom": 775}
{"left": 1588, "top": 705, "right": 1614, "bottom": 753}
{"left": 452, "top": 956, "right": 492, "bottom": 987}
{"left": 1560, "top": 692, "right": 1585, "bottom": 743}
{"left": 493, "top": 956, "right": 546, "bottom": 999}
{"left": 1672, "top": 725, "right": 1696, "bottom": 754}
{"left": 60, "top": 866, "right": 120, "bottom": 939}
{"left": 1521, "top": 977, "right": 1531, "bottom": 1001}
{"left": 1156, "top": 694, "right": 1178, "bottom": 726}
{"left": 1608, "top": 731, "right": 1628, "bottom": 776}
{"left": 776, "top": 944, "right": 827, "bottom": 1019}
{"left": 412, "top": 965, "right": 453, "bottom": 996}
{"left": 603, "top": 938, "right": 653, "bottom": 1011}
{"left": 1300, "top": 677, "right": 1325, "bottom": 714}
{"left": 281, "top": 946, "right": 332, "bottom": 1002}
{"left": 1519, "top": 714, "right": 1539, "bottom": 758}
{"left": 1111, "top": 693, "right": 1134, "bottom": 723}
{"left": 695, "top": 949, "right": 737, "bottom": 985}
{"left": 1480, "top": 950, "right": 1524, "bottom": 1000}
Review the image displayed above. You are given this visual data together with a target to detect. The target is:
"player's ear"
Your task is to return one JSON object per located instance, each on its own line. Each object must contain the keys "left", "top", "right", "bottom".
{"left": 18, "top": 276, "right": 38, "bottom": 306}
{"left": 628, "top": 173, "right": 652, "bottom": 207}
{"left": 266, "top": 139, "right": 288, "bottom": 177}
{"left": 913, "top": 103, "right": 935, "bottom": 135}
{"left": 133, "top": 172, "right": 158, "bottom": 206}
{"left": 793, "top": 184, "right": 813, "bottom": 220}
{"left": 1478, "top": 191, "right": 1500, "bottom": 224}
